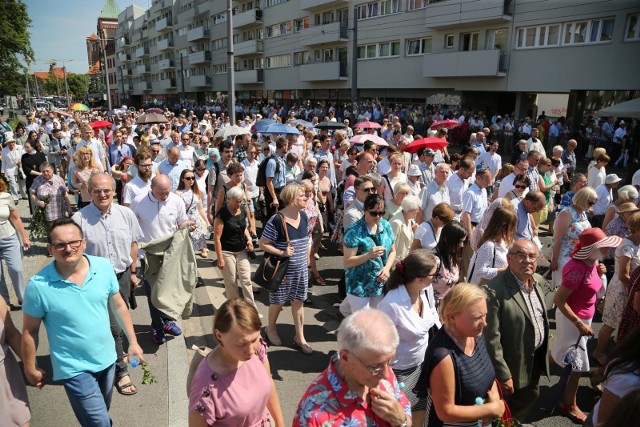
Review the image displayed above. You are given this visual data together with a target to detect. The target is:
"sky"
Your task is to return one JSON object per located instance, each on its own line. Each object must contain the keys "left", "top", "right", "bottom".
{"left": 24, "top": 0, "right": 147, "bottom": 74}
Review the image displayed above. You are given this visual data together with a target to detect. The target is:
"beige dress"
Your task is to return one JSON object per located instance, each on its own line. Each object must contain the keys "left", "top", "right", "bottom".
{"left": 0, "top": 315, "right": 31, "bottom": 426}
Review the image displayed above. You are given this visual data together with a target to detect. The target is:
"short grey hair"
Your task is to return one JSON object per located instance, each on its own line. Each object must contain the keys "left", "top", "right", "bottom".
{"left": 401, "top": 195, "right": 421, "bottom": 212}
{"left": 226, "top": 186, "right": 244, "bottom": 201}
{"left": 618, "top": 185, "right": 639, "bottom": 201}
{"left": 304, "top": 156, "right": 318, "bottom": 166}
{"left": 552, "top": 145, "right": 564, "bottom": 154}
{"left": 337, "top": 309, "right": 399, "bottom": 355}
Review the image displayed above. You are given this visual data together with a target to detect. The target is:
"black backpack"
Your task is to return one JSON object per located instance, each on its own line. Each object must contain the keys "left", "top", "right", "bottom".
{"left": 255, "top": 156, "right": 279, "bottom": 188}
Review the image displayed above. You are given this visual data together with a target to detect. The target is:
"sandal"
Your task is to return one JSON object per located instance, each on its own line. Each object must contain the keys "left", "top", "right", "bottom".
{"left": 314, "top": 274, "right": 327, "bottom": 286}
{"left": 264, "top": 328, "right": 282, "bottom": 346}
{"left": 115, "top": 376, "right": 138, "bottom": 396}
{"left": 558, "top": 402, "right": 587, "bottom": 423}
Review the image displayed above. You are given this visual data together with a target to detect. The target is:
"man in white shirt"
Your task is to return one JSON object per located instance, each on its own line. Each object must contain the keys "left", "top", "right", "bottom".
{"left": 178, "top": 133, "right": 196, "bottom": 168}
{"left": 1, "top": 135, "right": 27, "bottom": 202}
{"left": 241, "top": 145, "right": 260, "bottom": 212}
{"left": 446, "top": 157, "right": 474, "bottom": 219}
{"left": 420, "top": 163, "right": 451, "bottom": 222}
{"left": 527, "top": 129, "right": 546, "bottom": 157}
{"left": 129, "top": 174, "right": 195, "bottom": 344}
{"left": 478, "top": 140, "right": 502, "bottom": 178}
{"left": 461, "top": 168, "right": 491, "bottom": 237}
{"left": 123, "top": 151, "right": 153, "bottom": 206}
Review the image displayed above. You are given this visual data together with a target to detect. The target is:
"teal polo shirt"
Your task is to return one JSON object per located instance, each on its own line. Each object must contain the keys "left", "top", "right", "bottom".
{"left": 23, "top": 255, "right": 119, "bottom": 380}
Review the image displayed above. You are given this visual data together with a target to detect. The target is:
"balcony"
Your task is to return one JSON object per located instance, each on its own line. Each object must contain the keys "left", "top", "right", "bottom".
{"left": 424, "top": 0, "right": 512, "bottom": 29}
{"left": 158, "top": 58, "right": 175, "bottom": 69}
{"left": 300, "top": 21, "right": 348, "bottom": 46}
{"left": 300, "top": 60, "right": 348, "bottom": 81}
{"left": 234, "top": 39, "right": 264, "bottom": 56}
{"left": 134, "top": 81, "right": 152, "bottom": 92}
{"left": 157, "top": 38, "right": 174, "bottom": 51}
{"left": 135, "top": 46, "right": 150, "bottom": 57}
{"left": 233, "top": 8, "right": 263, "bottom": 29}
{"left": 123, "top": 83, "right": 131, "bottom": 91}
{"left": 156, "top": 16, "right": 173, "bottom": 32}
{"left": 136, "top": 63, "right": 151, "bottom": 74}
{"left": 423, "top": 49, "right": 507, "bottom": 77}
{"left": 121, "top": 68, "right": 129, "bottom": 76}
{"left": 194, "top": 2, "right": 209, "bottom": 16}
{"left": 116, "top": 37, "right": 130, "bottom": 49}
{"left": 187, "top": 26, "right": 210, "bottom": 42}
{"left": 190, "top": 75, "right": 212, "bottom": 87}
{"left": 300, "top": 0, "right": 349, "bottom": 11}
{"left": 188, "top": 50, "right": 211, "bottom": 64}
{"left": 133, "top": 31, "right": 143, "bottom": 42}
{"left": 117, "top": 53, "right": 132, "bottom": 63}
{"left": 156, "top": 78, "right": 177, "bottom": 91}
{"left": 162, "top": 0, "right": 173, "bottom": 8}
{"left": 235, "top": 69, "right": 264, "bottom": 84}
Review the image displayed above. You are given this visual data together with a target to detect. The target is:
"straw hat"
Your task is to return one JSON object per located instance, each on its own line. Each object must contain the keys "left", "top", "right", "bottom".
{"left": 571, "top": 228, "right": 622, "bottom": 259}
{"left": 618, "top": 202, "right": 640, "bottom": 215}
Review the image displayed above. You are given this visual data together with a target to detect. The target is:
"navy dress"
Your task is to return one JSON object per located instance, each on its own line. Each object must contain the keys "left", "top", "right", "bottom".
{"left": 262, "top": 211, "right": 309, "bottom": 304}
{"left": 415, "top": 327, "right": 496, "bottom": 427}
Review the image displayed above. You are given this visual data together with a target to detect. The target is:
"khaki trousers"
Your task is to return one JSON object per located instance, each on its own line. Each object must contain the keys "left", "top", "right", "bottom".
{"left": 221, "top": 250, "right": 256, "bottom": 306}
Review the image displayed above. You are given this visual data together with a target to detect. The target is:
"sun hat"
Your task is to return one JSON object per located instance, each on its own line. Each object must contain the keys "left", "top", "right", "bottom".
{"left": 3, "top": 132, "right": 15, "bottom": 143}
{"left": 407, "top": 164, "right": 422, "bottom": 177}
{"left": 618, "top": 202, "right": 640, "bottom": 215}
{"left": 605, "top": 174, "right": 622, "bottom": 185}
{"left": 571, "top": 228, "right": 622, "bottom": 259}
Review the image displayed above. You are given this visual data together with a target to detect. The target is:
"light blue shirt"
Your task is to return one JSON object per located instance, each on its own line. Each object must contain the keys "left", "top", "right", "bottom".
{"left": 516, "top": 202, "right": 533, "bottom": 241}
{"left": 22, "top": 255, "right": 119, "bottom": 380}
{"left": 266, "top": 153, "right": 286, "bottom": 189}
{"left": 158, "top": 158, "right": 189, "bottom": 191}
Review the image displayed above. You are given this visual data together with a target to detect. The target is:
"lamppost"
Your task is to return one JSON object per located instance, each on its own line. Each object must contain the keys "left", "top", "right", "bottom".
{"left": 86, "top": 36, "right": 113, "bottom": 110}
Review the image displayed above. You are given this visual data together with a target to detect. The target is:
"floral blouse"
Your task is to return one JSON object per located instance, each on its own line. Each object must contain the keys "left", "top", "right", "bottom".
{"left": 343, "top": 218, "right": 395, "bottom": 298}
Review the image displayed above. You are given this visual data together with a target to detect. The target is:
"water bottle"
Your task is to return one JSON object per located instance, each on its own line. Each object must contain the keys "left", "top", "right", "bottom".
{"left": 129, "top": 355, "right": 140, "bottom": 368}
{"left": 475, "top": 397, "right": 485, "bottom": 427}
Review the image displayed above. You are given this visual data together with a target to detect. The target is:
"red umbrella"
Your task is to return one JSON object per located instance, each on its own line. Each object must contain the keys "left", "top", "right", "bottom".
{"left": 403, "top": 137, "right": 449, "bottom": 153}
{"left": 354, "top": 120, "right": 382, "bottom": 129}
{"left": 89, "top": 120, "right": 112, "bottom": 129}
{"left": 430, "top": 119, "right": 460, "bottom": 130}
{"left": 349, "top": 134, "right": 389, "bottom": 147}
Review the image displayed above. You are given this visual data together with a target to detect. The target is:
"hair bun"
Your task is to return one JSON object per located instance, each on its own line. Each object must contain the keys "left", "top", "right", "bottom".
{"left": 395, "top": 260, "right": 405, "bottom": 274}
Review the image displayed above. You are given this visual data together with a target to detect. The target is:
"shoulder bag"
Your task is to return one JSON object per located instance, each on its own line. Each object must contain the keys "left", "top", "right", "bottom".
{"left": 253, "top": 212, "right": 290, "bottom": 292}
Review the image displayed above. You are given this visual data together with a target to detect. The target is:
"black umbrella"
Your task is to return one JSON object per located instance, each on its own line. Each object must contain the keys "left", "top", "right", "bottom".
{"left": 314, "top": 121, "right": 346, "bottom": 130}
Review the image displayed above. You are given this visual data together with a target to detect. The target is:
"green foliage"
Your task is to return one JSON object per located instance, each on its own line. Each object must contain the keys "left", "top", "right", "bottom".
{"left": 28, "top": 196, "right": 50, "bottom": 240}
{"left": 0, "top": 0, "right": 34, "bottom": 95}
{"left": 66, "top": 74, "right": 88, "bottom": 101}
{"left": 141, "top": 362, "right": 158, "bottom": 385}
{"left": 8, "top": 117, "right": 22, "bottom": 130}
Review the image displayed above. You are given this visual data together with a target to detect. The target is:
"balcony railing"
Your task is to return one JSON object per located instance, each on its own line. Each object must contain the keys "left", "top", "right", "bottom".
{"left": 233, "top": 8, "right": 263, "bottom": 29}
{"left": 424, "top": 0, "right": 512, "bottom": 29}
{"left": 156, "top": 16, "right": 173, "bottom": 32}
{"left": 423, "top": 49, "right": 506, "bottom": 77}
{"left": 136, "top": 64, "right": 151, "bottom": 74}
{"left": 157, "top": 39, "right": 174, "bottom": 51}
{"left": 135, "top": 46, "right": 150, "bottom": 57}
{"left": 158, "top": 58, "right": 175, "bottom": 69}
{"left": 188, "top": 50, "right": 211, "bottom": 64}
{"left": 300, "top": 21, "right": 348, "bottom": 46}
{"left": 190, "top": 75, "right": 212, "bottom": 87}
{"left": 300, "top": 0, "right": 349, "bottom": 12}
{"left": 235, "top": 69, "right": 264, "bottom": 84}
{"left": 234, "top": 39, "right": 264, "bottom": 56}
{"left": 300, "top": 60, "right": 348, "bottom": 81}
{"left": 187, "top": 26, "right": 210, "bottom": 42}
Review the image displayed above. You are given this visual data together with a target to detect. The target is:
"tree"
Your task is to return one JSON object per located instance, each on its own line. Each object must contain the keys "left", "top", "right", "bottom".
{"left": 0, "top": 0, "right": 34, "bottom": 95}
{"left": 66, "top": 73, "right": 88, "bottom": 102}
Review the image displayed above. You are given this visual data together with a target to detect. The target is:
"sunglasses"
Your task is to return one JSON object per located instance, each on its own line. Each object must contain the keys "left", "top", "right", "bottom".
{"left": 588, "top": 199, "right": 597, "bottom": 205}
{"left": 367, "top": 210, "right": 386, "bottom": 217}
{"left": 196, "top": 168, "right": 206, "bottom": 172}
{"left": 514, "top": 184, "right": 528, "bottom": 190}
{"left": 184, "top": 176, "right": 195, "bottom": 180}
{"left": 359, "top": 187, "right": 376, "bottom": 193}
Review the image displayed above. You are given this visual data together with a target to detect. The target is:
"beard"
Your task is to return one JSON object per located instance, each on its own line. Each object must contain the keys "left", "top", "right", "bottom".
{"left": 139, "top": 168, "right": 152, "bottom": 180}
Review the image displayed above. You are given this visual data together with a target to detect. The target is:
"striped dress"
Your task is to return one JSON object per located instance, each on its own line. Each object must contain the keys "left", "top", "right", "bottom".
{"left": 262, "top": 211, "right": 309, "bottom": 304}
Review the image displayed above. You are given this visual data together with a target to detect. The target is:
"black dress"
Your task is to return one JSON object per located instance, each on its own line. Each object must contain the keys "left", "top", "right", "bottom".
{"left": 415, "top": 328, "right": 496, "bottom": 427}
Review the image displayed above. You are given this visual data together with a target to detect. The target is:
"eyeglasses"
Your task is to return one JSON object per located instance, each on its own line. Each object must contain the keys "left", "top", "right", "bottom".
{"left": 92, "top": 189, "right": 113, "bottom": 195}
{"left": 196, "top": 168, "right": 206, "bottom": 172}
{"left": 367, "top": 210, "right": 386, "bottom": 217}
{"left": 51, "top": 239, "right": 83, "bottom": 251}
{"left": 348, "top": 351, "right": 395, "bottom": 376}
{"left": 508, "top": 251, "right": 539, "bottom": 261}
{"left": 359, "top": 186, "right": 376, "bottom": 193}
{"left": 152, "top": 150, "right": 160, "bottom": 154}
{"left": 138, "top": 163, "right": 153, "bottom": 168}
{"left": 514, "top": 184, "right": 528, "bottom": 190}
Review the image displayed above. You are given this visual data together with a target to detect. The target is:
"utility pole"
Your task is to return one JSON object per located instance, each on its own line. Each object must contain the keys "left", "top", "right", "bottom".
{"left": 63, "top": 66, "right": 70, "bottom": 107}
{"left": 351, "top": 9, "right": 358, "bottom": 104}
{"left": 33, "top": 69, "right": 40, "bottom": 99}
{"left": 226, "top": 0, "right": 236, "bottom": 123}
{"left": 25, "top": 66, "right": 31, "bottom": 109}
{"left": 180, "top": 53, "right": 186, "bottom": 103}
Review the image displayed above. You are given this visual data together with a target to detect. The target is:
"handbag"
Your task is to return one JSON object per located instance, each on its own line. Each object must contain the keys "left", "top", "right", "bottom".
{"left": 493, "top": 378, "right": 514, "bottom": 423}
{"left": 17, "top": 168, "right": 26, "bottom": 181}
{"left": 468, "top": 245, "right": 496, "bottom": 286}
{"left": 252, "top": 213, "right": 290, "bottom": 292}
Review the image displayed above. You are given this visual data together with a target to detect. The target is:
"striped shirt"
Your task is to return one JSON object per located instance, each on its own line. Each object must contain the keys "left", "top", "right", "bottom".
{"left": 511, "top": 271, "right": 545, "bottom": 349}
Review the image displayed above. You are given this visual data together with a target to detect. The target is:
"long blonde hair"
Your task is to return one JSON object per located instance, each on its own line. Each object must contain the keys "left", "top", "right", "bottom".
{"left": 74, "top": 145, "right": 99, "bottom": 170}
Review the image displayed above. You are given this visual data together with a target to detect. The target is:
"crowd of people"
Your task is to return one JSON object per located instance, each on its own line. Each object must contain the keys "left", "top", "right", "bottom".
{"left": 0, "top": 104, "right": 639, "bottom": 427}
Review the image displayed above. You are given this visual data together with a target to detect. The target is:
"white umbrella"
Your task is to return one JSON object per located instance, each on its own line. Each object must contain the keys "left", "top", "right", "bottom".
{"left": 599, "top": 98, "right": 640, "bottom": 119}
{"left": 214, "top": 125, "right": 250, "bottom": 139}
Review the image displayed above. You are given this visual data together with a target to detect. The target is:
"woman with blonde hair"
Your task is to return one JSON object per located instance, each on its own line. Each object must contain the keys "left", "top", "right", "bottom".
{"left": 382, "top": 152, "right": 408, "bottom": 203}
{"left": 390, "top": 194, "right": 421, "bottom": 261}
{"left": 384, "top": 182, "right": 411, "bottom": 221}
{"left": 415, "top": 283, "right": 505, "bottom": 426}
{"left": 550, "top": 187, "right": 596, "bottom": 287}
{"left": 188, "top": 298, "right": 284, "bottom": 427}
{"left": 71, "top": 145, "right": 101, "bottom": 209}
{"left": 467, "top": 204, "right": 517, "bottom": 285}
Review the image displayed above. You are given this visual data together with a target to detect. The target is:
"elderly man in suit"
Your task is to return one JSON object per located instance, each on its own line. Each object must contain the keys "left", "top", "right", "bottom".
{"left": 484, "top": 239, "right": 550, "bottom": 421}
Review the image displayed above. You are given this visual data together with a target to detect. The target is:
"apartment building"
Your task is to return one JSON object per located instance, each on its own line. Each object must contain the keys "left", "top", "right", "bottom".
{"left": 115, "top": 0, "right": 640, "bottom": 114}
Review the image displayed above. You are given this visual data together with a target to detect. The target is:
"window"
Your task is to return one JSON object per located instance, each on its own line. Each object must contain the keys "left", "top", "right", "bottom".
{"left": 264, "top": 0, "right": 289, "bottom": 6}
{"left": 563, "top": 18, "right": 614, "bottom": 45}
{"left": 406, "top": 0, "right": 426, "bottom": 11}
{"left": 212, "top": 38, "right": 227, "bottom": 50}
{"left": 212, "top": 12, "right": 227, "bottom": 25}
{"left": 460, "top": 32, "right": 479, "bottom": 51}
{"left": 213, "top": 64, "right": 227, "bottom": 74}
{"left": 626, "top": 13, "right": 640, "bottom": 41}
{"left": 293, "top": 17, "right": 309, "bottom": 32}
{"left": 444, "top": 34, "right": 454, "bottom": 48}
{"left": 324, "top": 49, "right": 334, "bottom": 62}
{"left": 293, "top": 52, "right": 310, "bottom": 65}
{"left": 357, "top": 41, "right": 400, "bottom": 59}
{"left": 266, "top": 21, "right": 292, "bottom": 38}
{"left": 515, "top": 24, "right": 561, "bottom": 48}
{"left": 356, "top": 0, "right": 401, "bottom": 20}
{"left": 266, "top": 54, "right": 291, "bottom": 69}
{"left": 406, "top": 37, "right": 432, "bottom": 55}
{"left": 177, "top": 27, "right": 187, "bottom": 37}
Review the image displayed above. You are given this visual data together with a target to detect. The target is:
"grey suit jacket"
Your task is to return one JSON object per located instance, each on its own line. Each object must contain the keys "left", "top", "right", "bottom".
{"left": 484, "top": 269, "right": 551, "bottom": 390}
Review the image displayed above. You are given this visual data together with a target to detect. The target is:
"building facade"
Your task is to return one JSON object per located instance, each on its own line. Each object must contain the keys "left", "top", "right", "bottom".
{"left": 115, "top": 0, "right": 640, "bottom": 114}
{"left": 86, "top": 0, "right": 121, "bottom": 106}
